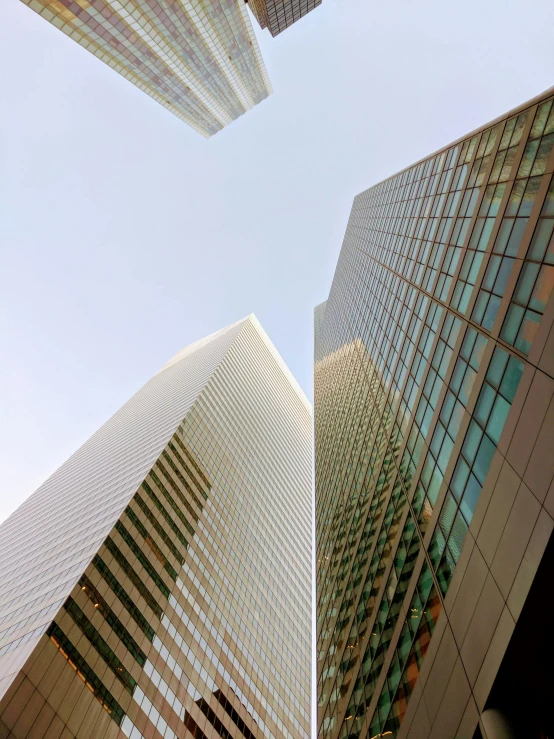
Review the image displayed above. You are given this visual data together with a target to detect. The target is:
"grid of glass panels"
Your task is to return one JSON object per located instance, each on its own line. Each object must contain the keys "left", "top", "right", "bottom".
{"left": 21, "top": 0, "right": 272, "bottom": 136}
{"left": 249, "top": 0, "right": 322, "bottom": 36}
{"left": 0, "top": 320, "right": 245, "bottom": 703}
{"left": 501, "top": 173, "right": 554, "bottom": 354}
{"left": 315, "top": 90, "right": 554, "bottom": 739}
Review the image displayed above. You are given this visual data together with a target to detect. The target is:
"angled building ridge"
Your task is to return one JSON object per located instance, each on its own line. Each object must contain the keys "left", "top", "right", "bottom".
{"left": 0, "top": 317, "right": 312, "bottom": 739}
{"left": 247, "top": 313, "right": 312, "bottom": 413}
{"left": 157, "top": 315, "right": 250, "bottom": 374}
{"left": 19, "top": 0, "right": 272, "bottom": 136}
{"left": 315, "top": 88, "right": 554, "bottom": 739}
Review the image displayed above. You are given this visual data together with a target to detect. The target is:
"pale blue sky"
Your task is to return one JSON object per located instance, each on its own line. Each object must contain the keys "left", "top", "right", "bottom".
{"left": 1, "top": 0, "right": 553, "bottom": 527}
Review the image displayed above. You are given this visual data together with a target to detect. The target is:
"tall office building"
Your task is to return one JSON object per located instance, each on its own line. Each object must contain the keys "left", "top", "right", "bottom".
{"left": 248, "top": 0, "right": 321, "bottom": 37}
{"left": 20, "top": 0, "right": 272, "bottom": 136}
{"left": 315, "top": 87, "right": 554, "bottom": 739}
{"left": 0, "top": 315, "right": 312, "bottom": 739}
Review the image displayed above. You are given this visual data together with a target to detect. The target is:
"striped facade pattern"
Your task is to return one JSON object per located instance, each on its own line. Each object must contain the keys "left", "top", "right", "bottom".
{"left": 248, "top": 0, "right": 321, "bottom": 37}
{"left": 20, "top": 0, "right": 272, "bottom": 136}
{"left": 0, "top": 315, "right": 312, "bottom": 739}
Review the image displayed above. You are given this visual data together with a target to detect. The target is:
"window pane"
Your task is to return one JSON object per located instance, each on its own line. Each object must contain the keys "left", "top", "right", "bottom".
{"left": 475, "top": 383, "right": 496, "bottom": 427}
{"left": 528, "top": 218, "right": 554, "bottom": 261}
{"left": 501, "top": 304, "right": 525, "bottom": 345}
{"left": 469, "top": 252, "right": 485, "bottom": 282}
{"left": 531, "top": 101, "right": 552, "bottom": 138}
{"left": 431, "top": 424, "right": 446, "bottom": 457}
{"left": 449, "top": 399, "right": 465, "bottom": 438}
{"left": 469, "top": 219, "right": 485, "bottom": 247}
{"left": 417, "top": 563, "right": 434, "bottom": 603}
{"left": 439, "top": 493, "right": 457, "bottom": 538}
{"left": 462, "top": 420, "right": 482, "bottom": 464}
{"left": 459, "top": 253, "right": 473, "bottom": 281}
{"left": 515, "top": 309, "right": 541, "bottom": 355}
{"left": 500, "top": 356, "right": 524, "bottom": 402}
{"left": 494, "top": 220, "right": 513, "bottom": 254}
{"left": 437, "top": 546, "right": 457, "bottom": 596}
{"left": 450, "top": 360, "right": 466, "bottom": 395}
{"left": 518, "top": 140, "right": 539, "bottom": 178}
{"left": 490, "top": 183, "right": 507, "bottom": 216}
{"left": 486, "top": 395, "right": 511, "bottom": 445}
{"left": 478, "top": 218, "right": 495, "bottom": 250}
{"left": 546, "top": 107, "right": 554, "bottom": 136}
{"left": 494, "top": 257, "right": 515, "bottom": 294}
{"left": 514, "top": 262, "right": 540, "bottom": 305}
{"left": 449, "top": 512, "right": 469, "bottom": 559}
{"left": 500, "top": 120, "right": 515, "bottom": 149}
{"left": 542, "top": 177, "right": 554, "bottom": 216}
{"left": 506, "top": 179, "right": 525, "bottom": 215}
{"left": 471, "top": 333, "right": 488, "bottom": 370}
{"left": 460, "top": 329, "right": 477, "bottom": 360}
{"left": 530, "top": 264, "right": 554, "bottom": 313}
{"left": 483, "top": 256, "right": 500, "bottom": 291}
{"left": 472, "top": 292, "right": 488, "bottom": 325}
{"left": 440, "top": 391, "right": 455, "bottom": 425}
{"left": 479, "top": 186, "right": 494, "bottom": 216}
{"left": 459, "top": 283, "right": 473, "bottom": 314}
{"left": 460, "top": 473, "right": 482, "bottom": 524}
{"left": 487, "top": 347, "right": 509, "bottom": 388}
{"left": 482, "top": 294, "right": 500, "bottom": 331}
{"left": 451, "top": 458, "right": 470, "bottom": 500}
{"left": 474, "top": 433, "right": 496, "bottom": 485}
{"left": 429, "top": 528, "right": 446, "bottom": 568}
{"left": 531, "top": 132, "right": 554, "bottom": 176}
{"left": 506, "top": 217, "right": 528, "bottom": 256}
{"left": 545, "top": 237, "right": 554, "bottom": 266}
{"left": 428, "top": 467, "right": 443, "bottom": 506}
{"left": 439, "top": 345, "right": 453, "bottom": 378}
{"left": 460, "top": 366, "right": 477, "bottom": 406}
{"left": 512, "top": 114, "right": 528, "bottom": 147}
{"left": 500, "top": 147, "right": 516, "bottom": 181}
{"left": 438, "top": 434, "right": 454, "bottom": 475}
{"left": 519, "top": 176, "right": 541, "bottom": 216}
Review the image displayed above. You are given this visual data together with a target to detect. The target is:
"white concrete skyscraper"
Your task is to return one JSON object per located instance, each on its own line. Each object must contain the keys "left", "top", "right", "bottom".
{"left": 0, "top": 315, "right": 311, "bottom": 739}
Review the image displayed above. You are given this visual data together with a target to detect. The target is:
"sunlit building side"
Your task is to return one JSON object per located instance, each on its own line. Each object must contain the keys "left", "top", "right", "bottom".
{"left": 315, "top": 87, "right": 554, "bottom": 739}
{"left": 20, "top": 0, "right": 272, "bottom": 136}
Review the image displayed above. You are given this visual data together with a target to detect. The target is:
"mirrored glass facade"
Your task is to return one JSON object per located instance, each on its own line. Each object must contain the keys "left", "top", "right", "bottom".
{"left": 248, "top": 0, "right": 321, "bottom": 37}
{"left": 20, "top": 0, "right": 272, "bottom": 136}
{"left": 0, "top": 315, "right": 311, "bottom": 739}
{"left": 315, "top": 88, "right": 554, "bottom": 739}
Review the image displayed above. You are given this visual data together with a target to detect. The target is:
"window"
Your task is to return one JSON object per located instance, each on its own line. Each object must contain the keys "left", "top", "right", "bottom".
{"left": 501, "top": 175, "right": 554, "bottom": 354}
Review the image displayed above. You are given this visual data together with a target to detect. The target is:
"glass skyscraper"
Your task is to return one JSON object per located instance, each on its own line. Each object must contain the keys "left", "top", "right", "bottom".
{"left": 20, "top": 0, "right": 272, "bottom": 136}
{"left": 248, "top": 0, "right": 321, "bottom": 37}
{"left": 0, "top": 315, "right": 311, "bottom": 739}
{"left": 315, "top": 88, "right": 554, "bottom": 739}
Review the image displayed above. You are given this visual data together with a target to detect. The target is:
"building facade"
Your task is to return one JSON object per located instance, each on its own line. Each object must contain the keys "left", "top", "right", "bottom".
{"left": 248, "top": 0, "right": 321, "bottom": 37}
{"left": 315, "top": 87, "right": 554, "bottom": 739}
{"left": 0, "top": 315, "right": 312, "bottom": 739}
{"left": 21, "top": 0, "right": 272, "bottom": 136}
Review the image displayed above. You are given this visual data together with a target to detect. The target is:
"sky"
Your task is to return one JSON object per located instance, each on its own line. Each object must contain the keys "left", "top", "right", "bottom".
{"left": 1, "top": 0, "right": 553, "bottom": 531}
